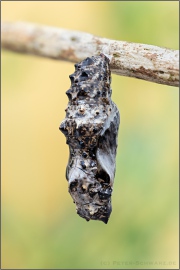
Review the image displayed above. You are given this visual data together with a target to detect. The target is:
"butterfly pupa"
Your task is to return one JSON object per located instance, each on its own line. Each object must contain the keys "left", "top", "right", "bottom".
{"left": 59, "top": 53, "right": 120, "bottom": 224}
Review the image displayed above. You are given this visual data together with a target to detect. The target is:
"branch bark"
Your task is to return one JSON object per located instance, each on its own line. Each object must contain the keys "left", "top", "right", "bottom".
{"left": 2, "top": 21, "right": 179, "bottom": 87}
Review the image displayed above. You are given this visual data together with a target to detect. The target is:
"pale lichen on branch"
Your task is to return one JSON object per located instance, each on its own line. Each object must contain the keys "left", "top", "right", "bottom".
{"left": 1, "top": 21, "right": 179, "bottom": 87}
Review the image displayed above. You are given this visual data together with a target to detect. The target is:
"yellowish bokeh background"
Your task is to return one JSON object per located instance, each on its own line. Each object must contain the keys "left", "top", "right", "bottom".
{"left": 1, "top": 1, "right": 179, "bottom": 269}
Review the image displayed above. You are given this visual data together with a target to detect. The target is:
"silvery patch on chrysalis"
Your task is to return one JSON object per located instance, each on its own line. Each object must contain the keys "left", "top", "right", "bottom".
{"left": 59, "top": 53, "right": 120, "bottom": 224}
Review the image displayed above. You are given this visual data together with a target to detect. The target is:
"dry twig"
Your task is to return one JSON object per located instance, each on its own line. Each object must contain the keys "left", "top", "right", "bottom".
{"left": 2, "top": 21, "right": 179, "bottom": 87}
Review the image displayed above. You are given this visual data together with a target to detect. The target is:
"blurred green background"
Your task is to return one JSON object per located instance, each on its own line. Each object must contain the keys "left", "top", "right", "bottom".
{"left": 1, "top": 1, "right": 179, "bottom": 269}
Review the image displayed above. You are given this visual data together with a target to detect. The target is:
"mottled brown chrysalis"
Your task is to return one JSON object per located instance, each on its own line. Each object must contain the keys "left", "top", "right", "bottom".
{"left": 59, "top": 53, "right": 120, "bottom": 224}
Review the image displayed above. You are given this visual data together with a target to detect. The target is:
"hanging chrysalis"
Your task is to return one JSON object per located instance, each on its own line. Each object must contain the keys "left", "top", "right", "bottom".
{"left": 59, "top": 53, "right": 120, "bottom": 224}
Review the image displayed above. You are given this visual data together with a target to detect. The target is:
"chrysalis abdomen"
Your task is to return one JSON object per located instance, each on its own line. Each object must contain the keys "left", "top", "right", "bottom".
{"left": 59, "top": 53, "right": 120, "bottom": 224}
